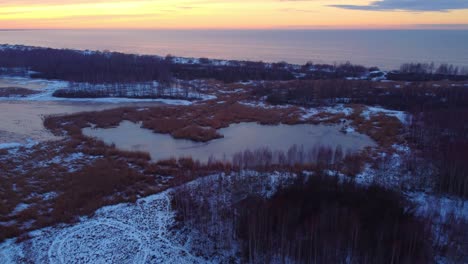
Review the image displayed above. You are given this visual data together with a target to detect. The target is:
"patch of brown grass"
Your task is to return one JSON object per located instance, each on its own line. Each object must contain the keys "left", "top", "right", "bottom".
{"left": 348, "top": 105, "right": 404, "bottom": 148}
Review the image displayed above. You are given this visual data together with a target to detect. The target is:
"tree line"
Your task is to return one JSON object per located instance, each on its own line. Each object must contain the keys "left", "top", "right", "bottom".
{"left": 0, "top": 46, "right": 376, "bottom": 84}
{"left": 230, "top": 145, "right": 364, "bottom": 176}
{"left": 255, "top": 79, "right": 468, "bottom": 111}
{"left": 52, "top": 80, "right": 204, "bottom": 100}
{"left": 1, "top": 46, "right": 467, "bottom": 84}
{"left": 0, "top": 47, "right": 172, "bottom": 84}
{"left": 388, "top": 62, "right": 468, "bottom": 81}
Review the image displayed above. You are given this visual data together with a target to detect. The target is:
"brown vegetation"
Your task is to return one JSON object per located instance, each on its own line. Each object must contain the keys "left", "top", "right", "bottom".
{"left": 0, "top": 134, "right": 239, "bottom": 242}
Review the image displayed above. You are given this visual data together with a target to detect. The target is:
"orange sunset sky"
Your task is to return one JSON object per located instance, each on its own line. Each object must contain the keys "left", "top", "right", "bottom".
{"left": 1, "top": 0, "right": 468, "bottom": 29}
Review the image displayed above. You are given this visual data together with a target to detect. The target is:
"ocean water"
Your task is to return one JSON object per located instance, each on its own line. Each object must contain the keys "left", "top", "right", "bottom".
{"left": 1, "top": 29, "right": 467, "bottom": 70}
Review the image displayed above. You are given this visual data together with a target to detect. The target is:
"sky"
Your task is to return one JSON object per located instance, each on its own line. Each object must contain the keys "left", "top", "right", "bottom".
{"left": 0, "top": 0, "right": 468, "bottom": 29}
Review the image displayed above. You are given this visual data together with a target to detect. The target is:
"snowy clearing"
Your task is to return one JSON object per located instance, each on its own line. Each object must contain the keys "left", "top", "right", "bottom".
{"left": 0, "top": 190, "right": 209, "bottom": 264}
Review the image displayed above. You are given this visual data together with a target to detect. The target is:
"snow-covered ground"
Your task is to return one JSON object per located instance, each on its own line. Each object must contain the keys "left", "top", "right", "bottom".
{"left": 0, "top": 77, "right": 194, "bottom": 105}
{"left": 0, "top": 142, "right": 27, "bottom": 150}
{"left": 1, "top": 164, "right": 466, "bottom": 263}
{"left": 0, "top": 171, "right": 299, "bottom": 263}
{"left": 238, "top": 100, "right": 355, "bottom": 120}
{"left": 300, "top": 104, "right": 354, "bottom": 120}
{"left": 0, "top": 190, "right": 210, "bottom": 264}
{"left": 0, "top": 139, "right": 37, "bottom": 152}
{"left": 238, "top": 100, "right": 291, "bottom": 109}
{"left": 361, "top": 106, "right": 407, "bottom": 124}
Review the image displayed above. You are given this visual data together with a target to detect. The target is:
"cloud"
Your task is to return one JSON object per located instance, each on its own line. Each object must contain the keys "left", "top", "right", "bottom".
{"left": 330, "top": 0, "right": 468, "bottom": 12}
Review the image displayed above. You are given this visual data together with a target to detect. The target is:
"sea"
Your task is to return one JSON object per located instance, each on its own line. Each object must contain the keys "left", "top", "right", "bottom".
{"left": 1, "top": 29, "right": 467, "bottom": 70}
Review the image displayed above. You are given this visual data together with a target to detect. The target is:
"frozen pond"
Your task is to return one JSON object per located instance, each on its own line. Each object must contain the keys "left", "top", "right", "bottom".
{"left": 83, "top": 121, "right": 377, "bottom": 162}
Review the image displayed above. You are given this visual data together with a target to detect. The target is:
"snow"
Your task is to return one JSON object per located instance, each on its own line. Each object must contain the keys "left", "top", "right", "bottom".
{"left": 38, "top": 152, "right": 102, "bottom": 173}
{"left": 238, "top": 81, "right": 254, "bottom": 85}
{"left": 171, "top": 57, "right": 199, "bottom": 65}
{"left": 239, "top": 101, "right": 354, "bottom": 118}
{"left": 171, "top": 56, "right": 242, "bottom": 67}
{"left": 11, "top": 81, "right": 193, "bottom": 105}
{"left": 408, "top": 192, "right": 468, "bottom": 221}
{"left": 11, "top": 203, "right": 31, "bottom": 215}
{"left": 0, "top": 44, "right": 34, "bottom": 52}
{"left": 41, "top": 192, "right": 58, "bottom": 201}
{"left": 218, "top": 88, "right": 244, "bottom": 94}
{"left": 300, "top": 108, "right": 319, "bottom": 119}
{"left": 344, "top": 126, "right": 355, "bottom": 133}
{"left": 197, "top": 94, "right": 217, "bottom": 101}
{"left": 0, "top": 190, "right": 209, "bottom": 263}
{"left": 239, "top": 100, "right": 290, "bottom": 109}
{"left": 361, "top": 106, "right": 407, "bottom": 124}
{"left": 300, "top": 104, "right": 354, "bottom": 120}
{"left": 0, "top": 171, "right": 299, "bottom": 263}
{"left": 392, "top": 143, "right": 410, "bottom": 153}
{"left": 1, "top": 166, "right": 466, "bottom": 262}
{"left": 0, "top": 143, "right": 23, "bottom": 150}
{"left": 323, "top": 104, "right": 354, "bottom": 116}
{"left": 0, "top": 139, "right": 37, "bottom": 152}
{"left": 294, "top": 72, "right": 306, "bottom": 78}
{"left": 0, "top": 77, "right": 203, "bottom": 106}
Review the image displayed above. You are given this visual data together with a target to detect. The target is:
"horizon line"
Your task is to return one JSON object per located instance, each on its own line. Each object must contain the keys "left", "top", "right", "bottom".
{"left": 1, "top": 23, "right": 468, "bottom": 31}
{"left": 2, "top": 28, "right": 468, "bottom": 31}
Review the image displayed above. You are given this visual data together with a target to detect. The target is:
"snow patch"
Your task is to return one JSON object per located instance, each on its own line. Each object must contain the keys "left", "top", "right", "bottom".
{"left": 239, "top": 101, "right": 290, "bottom": 109}
{"left": 0, "top": 143, "right": 23, "bottom": 150}
{"left": 11, "top": 203, "right": 30, "bottom": 215}
{"left": 361, "top": 106, "right": 407, "bottom": 124}
{"left": 300, "top": 104, "right": 354, "bottom": 120}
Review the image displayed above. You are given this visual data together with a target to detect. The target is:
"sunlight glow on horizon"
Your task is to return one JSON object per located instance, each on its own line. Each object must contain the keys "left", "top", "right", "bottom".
{"left": 1, "top": 0, "right": 467, "bottom": 30}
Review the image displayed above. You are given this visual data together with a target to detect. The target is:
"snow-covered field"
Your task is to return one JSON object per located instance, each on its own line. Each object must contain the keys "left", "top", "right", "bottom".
{"left": 0, "top": 190, "right": 209, "bottom": 264}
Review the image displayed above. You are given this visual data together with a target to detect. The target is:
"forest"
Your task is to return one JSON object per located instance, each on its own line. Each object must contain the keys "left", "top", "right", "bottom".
{"left": 171, "top": 172, "right": 437, "bottom": 263}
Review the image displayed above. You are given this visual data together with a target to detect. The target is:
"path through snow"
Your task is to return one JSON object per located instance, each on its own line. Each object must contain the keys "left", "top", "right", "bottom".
{"left": 1, "top": 191, "right": 207, "bottom": 263}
